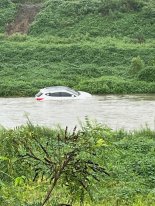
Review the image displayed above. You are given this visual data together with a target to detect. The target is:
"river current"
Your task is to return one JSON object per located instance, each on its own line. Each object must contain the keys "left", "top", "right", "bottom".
{"left": 0, "top": 95, "right": 155, "bottom": 130}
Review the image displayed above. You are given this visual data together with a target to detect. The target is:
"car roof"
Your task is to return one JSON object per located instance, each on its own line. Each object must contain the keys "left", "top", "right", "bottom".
{"left": 41, "top": 86, "right": 79, "bottom": 96}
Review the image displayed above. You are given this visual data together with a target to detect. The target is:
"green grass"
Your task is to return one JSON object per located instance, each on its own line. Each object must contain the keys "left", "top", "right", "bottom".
{"left": 0, "top": 123, "right": 155, "bottom": 205}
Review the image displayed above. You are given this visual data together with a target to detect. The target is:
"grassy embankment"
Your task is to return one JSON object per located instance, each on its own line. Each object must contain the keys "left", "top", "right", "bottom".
{"left": 0, "top": 122, "right": 155, "bottom": 206}
{"left": 0, "top": 0, "right": 155, "bottom": 96}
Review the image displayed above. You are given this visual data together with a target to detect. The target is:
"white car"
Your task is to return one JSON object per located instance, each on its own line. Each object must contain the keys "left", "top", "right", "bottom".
{"left": 35, "top": 86, "right": 92, "bottom": 101}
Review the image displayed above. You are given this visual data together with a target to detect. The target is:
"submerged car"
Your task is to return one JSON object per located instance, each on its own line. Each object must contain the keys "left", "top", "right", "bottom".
{"left": 35, "top": 86, "right": 91, "bottom": 101}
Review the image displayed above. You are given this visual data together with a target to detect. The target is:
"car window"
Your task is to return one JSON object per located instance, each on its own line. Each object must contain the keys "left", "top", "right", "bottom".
{"left": 60, "top": 92, "right": 72, "bottom": 97}
{"left": 49, "top": 92, "right": 60, "bottom": 97}
{"left": 46, "top": 92, "right": 73, "bottom": 97}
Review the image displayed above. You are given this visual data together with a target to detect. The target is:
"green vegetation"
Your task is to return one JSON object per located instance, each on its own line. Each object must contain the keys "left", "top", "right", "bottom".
{"left": 0, "top": 0, "right": 17, "bottom": 33}
{"left": 1, "top": 1, "right": 155, "bottom": 205}
{"left": 1, "top": 34, "right": 155, "bottom": 96}
{"left": 1, "top": 122, "right": 155, "bottom": 205}
{"left": 0, "top": 0, "right": 155, "bottom": 96}
{"left": 29, "top": 0, "right": 155, "bottom": 38}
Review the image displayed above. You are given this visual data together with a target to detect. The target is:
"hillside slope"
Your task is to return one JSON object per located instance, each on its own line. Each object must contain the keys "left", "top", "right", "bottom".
{"left": 30, "top": 0, "right": 155, "bottom": 39}
{"left": 6, "top": 4, "right": 41, "bottom": 35}
{"left": 0, "top": 0, "right": 155, "bottom": 96}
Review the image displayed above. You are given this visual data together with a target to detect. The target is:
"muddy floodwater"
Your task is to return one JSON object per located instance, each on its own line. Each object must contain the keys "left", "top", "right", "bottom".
{"left": 0, "top": 95, "right": 155, "bottom": 130}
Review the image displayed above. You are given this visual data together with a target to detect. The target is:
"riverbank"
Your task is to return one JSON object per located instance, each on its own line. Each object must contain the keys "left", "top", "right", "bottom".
{"left": 0, "top": 122, "right": 155, "bottom": 205}
{"left": 0, "top": 34, "right": 155, "bottom": 97}
{"left": 0, "top": 0, "right": 155, "bottom": 97}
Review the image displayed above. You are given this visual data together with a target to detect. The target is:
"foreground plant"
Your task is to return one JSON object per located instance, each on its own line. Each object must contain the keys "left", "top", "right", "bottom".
{"left": 11, "top": 122, "right": 110, "bottom": 205}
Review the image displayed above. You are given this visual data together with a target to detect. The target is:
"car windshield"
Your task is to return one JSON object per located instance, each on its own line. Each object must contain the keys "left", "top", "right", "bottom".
{"left": 35, "top": 92, "right": 43, "bottom": 97}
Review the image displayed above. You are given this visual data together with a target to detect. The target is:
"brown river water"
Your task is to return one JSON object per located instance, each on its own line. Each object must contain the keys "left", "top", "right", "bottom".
{"left": 0, "top": 95, "right": 155, "bottom": 131}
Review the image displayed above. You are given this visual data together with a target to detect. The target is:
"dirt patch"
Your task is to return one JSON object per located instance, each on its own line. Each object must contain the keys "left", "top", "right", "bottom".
{"left": 6, "top": 4, "right": 41, "bottom": 35}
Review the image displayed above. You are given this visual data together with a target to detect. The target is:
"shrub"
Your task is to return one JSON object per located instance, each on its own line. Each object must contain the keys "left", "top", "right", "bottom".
{"left": 98, "top": 0, "right": 144, "bottom": 16}
{"left": 3, "top": 122, "right": 110, "bottom": 205}
{"left": 0, "top": 0, "right": 12, "bottom": 7}
{"left": 77, "top": 76, "right": 155, "bottom": 94}
{"left": 142, "top": 2, "right": 155, "bottom": 18}
{"left": 120, "top": 0, "right": 145, "bottom": 12}
{"left": 137, "top": 66, "right": 155, "bottom": 82}
{"left": 131, "top": 32, "right": 146, "bottom": 43}
{"left": 0, "top": 0, "right": 16, "bottom": 33}
{"left": 98, "top": 0, "right": 119, "bottom": 16}
{"left": 1, "top": 124, "right": 155, "bottom": 205}
{"left": 130, "top": 56, "right": 144, "bottom": 74}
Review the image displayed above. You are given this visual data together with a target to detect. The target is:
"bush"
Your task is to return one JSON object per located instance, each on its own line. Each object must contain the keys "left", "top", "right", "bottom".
{"left": 0, "top": 0, "right": 12, "bottom": 7}
{"left": 120, "top": 0, "right": 145, "bottom": 12}
{"left": 0, "top": 122, "right": 111, "bottom": 205}
{"left": 77, "top": 76, "right": 155, "bottom": 94}
{"left": 130, "top": 56, "right": 144, "bottom": 74}
{"left": 98, "top": 0, "right": 144, "bottom": 16}
{"left": 0, "top": 0, "right": 16, "bottom": 33}
{"left": 142, "top": 2, "right": 155, "bottom": 18}
{"left": 98, "top": 0, "right": 119, "bottom": 16}
{"left": 137, "top": 66, "right": 155, "bottom": 82}
{"left": 1, "top": 124, "right": 155, "bottom": 205}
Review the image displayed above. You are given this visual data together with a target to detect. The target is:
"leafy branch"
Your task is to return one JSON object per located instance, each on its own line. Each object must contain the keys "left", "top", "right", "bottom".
{"left": 12, "top": 123, "right": 110, "bottom": 205}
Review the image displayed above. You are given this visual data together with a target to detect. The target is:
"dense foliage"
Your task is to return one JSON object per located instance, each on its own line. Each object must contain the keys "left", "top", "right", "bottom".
{"left": 0, "top": 34, "right": 155, "bottom": 96}
{"left": 137, "top": 66, "right": 155, "bottom": 82}
{"left": 0, "top": 0, "right": 16, "bottom": 33}
{"left": 30, "top": 0, "right": 155, "bottom": 38}
{"left": 0, "top": 122, "right": 155, "bottom": 205}
{"left": 0, "top": 0, "right": 155, "bottom": 96}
